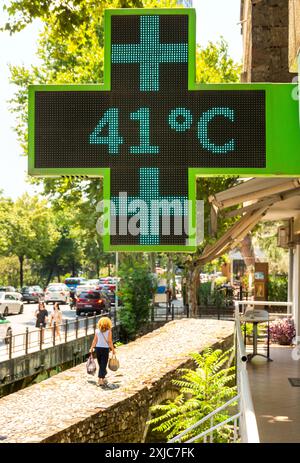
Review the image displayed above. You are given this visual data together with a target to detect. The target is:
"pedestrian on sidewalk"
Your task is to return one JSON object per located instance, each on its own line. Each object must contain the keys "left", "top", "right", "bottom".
{"left": 35, "top": 302, "right": 48, "bottom": 343}
{"left": 49, "top": 303, "right": 62, "bottom": 342}
{"left": 89, "top": 316, "right": 116, "bottom": 388}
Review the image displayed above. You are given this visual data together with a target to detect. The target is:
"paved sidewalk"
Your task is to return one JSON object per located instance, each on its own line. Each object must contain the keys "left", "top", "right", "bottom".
{"left": 0, "top": 319, "right": 233, "bottom": 443}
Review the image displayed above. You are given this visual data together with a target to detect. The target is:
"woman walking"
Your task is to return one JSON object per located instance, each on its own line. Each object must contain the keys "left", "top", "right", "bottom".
{"left": 90, "top": 317, "right": 115, "bottom": 387}
{"left": 49, "top": 303, "right": 63, "bottom": 342}
{"left": 35, "top": 302, "right": 48, "bottom": 344}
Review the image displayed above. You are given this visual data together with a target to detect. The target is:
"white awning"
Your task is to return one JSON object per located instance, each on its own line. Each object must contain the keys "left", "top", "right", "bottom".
{"left": 198, "top": 178, "right": 300, "bottom": 265}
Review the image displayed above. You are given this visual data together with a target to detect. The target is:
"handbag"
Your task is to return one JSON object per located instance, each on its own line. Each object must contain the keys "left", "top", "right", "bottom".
{"left": 108, "top": 354, "right": 120, "bottom": 371}
{"left": 86, "top": 353, "right": 97, "bottom": 375}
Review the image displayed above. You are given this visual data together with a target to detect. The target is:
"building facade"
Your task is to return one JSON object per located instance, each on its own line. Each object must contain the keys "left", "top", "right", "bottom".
{"left": 240, "top": 0, "right": 298, "bottom": 82}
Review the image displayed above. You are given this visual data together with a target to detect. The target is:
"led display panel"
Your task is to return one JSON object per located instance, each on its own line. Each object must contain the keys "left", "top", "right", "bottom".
{"left": 29, "top": 9, "right": 300, "bottom": 251}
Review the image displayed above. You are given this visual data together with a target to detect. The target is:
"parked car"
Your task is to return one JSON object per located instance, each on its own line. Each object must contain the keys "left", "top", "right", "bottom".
{"left": 75, "top": 285, "right": 92, "bottom": 296}
{"left": 75, "top": 290, "right": 110, "bottom": 316}
{"left": 0, "top": 286, "right": 16, "bottom": 292}
{"left": 86, "top": 279, "right": 100, "bottom": 288}
{"left": 44, "top": 284, "right": 70, "bottom": 304}
{"left": 0, "top": 292, "right": 24, "bottom": 315}
{"left": 21, "top": 286, "right": 44, "bottom": 303}
{"left": 0, "top": 315, "right": 12, "bottom": 344}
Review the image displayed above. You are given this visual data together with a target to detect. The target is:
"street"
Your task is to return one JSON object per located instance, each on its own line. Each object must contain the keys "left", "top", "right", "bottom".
{"left": 4, "top": 302, "right": 77, "bottom": 336}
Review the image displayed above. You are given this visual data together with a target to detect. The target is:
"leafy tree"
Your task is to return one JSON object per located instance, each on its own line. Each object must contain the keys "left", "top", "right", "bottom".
{"left": 118, "top": 255, "right": 156, "bottom": 340}
{"left": 0, "top": 256, "right": 21, "bottom": 288}
{"left": 2, "top": 194, "right": 60, "bottom": 287}
{"left": 4, "top": 0, "right": 241, "bottom": 301}
{"left": 252, "top": 221, "right": 289, "bottom": 274}
{"left": 147, "top": 348, "right": 236, "bottom": 443}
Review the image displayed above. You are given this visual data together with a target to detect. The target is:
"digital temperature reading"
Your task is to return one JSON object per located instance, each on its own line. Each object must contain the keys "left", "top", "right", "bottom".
{"left": 29, "top": 9, "right": 300, "bottom": 251}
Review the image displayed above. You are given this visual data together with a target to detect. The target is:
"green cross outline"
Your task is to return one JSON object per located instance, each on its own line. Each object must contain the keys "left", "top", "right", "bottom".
{"left": 28, "top": 8, "right": 300, "bottom": 253}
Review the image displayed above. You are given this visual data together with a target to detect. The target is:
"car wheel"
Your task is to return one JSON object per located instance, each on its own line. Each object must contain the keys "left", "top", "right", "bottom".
{"left": 4, "top": 307, "right": 9, "bottom": 317}
{"left": 19, "top": 305, "right": 24, "bottom": 315}
{"left": 76, "top": 310, "right": 80, "bottom": 316}
{"left": 5, "top": 327, "right": 12, "bottom": 344}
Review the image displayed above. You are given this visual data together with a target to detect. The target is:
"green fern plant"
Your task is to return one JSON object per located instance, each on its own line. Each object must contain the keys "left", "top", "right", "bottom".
{"left": 148, "top": 348, "right": 236, "bottom": 443}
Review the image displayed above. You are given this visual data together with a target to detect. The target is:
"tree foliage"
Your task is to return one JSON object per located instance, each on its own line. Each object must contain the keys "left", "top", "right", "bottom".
{"left": 118, "top": 255, "right": 156, "bottom": 340}
{"left": 2, "top": 0, "right": 242, "bottom": 296}
{"left": 148, "top": 348, "right": 236, "bottom": 442}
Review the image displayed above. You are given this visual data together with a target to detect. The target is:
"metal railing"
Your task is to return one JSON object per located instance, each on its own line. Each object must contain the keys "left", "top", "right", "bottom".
{"left": 168, "top": 301, "right": 260, "bottom": 444}
{"left": 0, "top": 309, "right": 117, "bottom": 361}
{"left": 149, "top": 303, "right": 189, "bottom": 322}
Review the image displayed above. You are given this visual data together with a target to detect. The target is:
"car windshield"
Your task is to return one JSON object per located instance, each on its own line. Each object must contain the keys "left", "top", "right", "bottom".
{"left": 78, "top": 291, "right": 101, "bottom": 300}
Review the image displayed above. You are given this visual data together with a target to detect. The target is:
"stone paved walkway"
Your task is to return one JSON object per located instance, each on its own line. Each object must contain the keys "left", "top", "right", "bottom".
{"left": 0, "top": 319, "right": 233, "bottom": 443}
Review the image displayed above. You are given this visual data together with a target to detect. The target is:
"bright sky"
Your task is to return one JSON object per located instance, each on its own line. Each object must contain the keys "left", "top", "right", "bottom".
{"left": 0, "top": 0, "right": 242, "bottom": 200}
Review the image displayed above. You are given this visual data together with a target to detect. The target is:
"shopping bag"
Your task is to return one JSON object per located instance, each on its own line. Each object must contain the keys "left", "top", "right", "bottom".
{"left": 86, "top": 353, "right": 97, "bottom": 375}
{"left": 108, "top": 354, "right": 120, "bottom": 371}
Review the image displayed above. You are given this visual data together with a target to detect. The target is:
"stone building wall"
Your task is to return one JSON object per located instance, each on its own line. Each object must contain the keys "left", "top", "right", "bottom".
{"left": 241, "top": 0, "right": 297, "bottom": 82}
{"left": 289, "top": 0, "right": 300, "bottom": 72}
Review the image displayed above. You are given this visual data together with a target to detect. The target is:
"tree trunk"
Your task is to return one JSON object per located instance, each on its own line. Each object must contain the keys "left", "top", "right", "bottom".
{"left": 46, "top": 266, "right": 54, "bottom": 287}
{"left": 189, "top": 266, "right": 200, "bottom": 317}
{"left": 19, "top": 255, "right": 24, "bottom": 288}
{"left": 72, "top": 260, "right": 75, "bottom": 277}
{"left": 96, "top": 260, "right": 100, "bottom": 278}
{"left": 239, "top": 233, "right": 255, "bottom": 293}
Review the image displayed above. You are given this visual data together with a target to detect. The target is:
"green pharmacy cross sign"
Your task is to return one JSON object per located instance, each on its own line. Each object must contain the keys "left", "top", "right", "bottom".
{"left": 28, "top": 8, "right": 300, "bottom": 252}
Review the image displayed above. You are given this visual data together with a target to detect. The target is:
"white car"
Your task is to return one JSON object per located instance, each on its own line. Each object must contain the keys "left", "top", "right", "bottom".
{"left": 0, "top": 292, "right": 24, "bottom": 316}
{"left": 75, "top": 285, "right": 93, "bottom": 296}
{"left": 44, "top": 284, "right": 70, "bottom": 304}
{"left": 0, "top": 316, "right": 12, "bottom": 343}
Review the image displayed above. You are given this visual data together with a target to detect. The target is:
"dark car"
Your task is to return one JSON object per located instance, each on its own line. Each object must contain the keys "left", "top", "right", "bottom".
{"left": 21, "top": 286, "right": 44, "bottom": 303}
{"left": 75, "top": 290, "right": 110, "bottom": 316}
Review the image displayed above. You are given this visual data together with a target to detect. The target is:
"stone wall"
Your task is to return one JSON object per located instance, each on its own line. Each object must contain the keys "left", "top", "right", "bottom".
{"left": 0, "top": 319, "right": 234, "bottom": 443}
{"left": 289, "top": 0, "right": 300, "bottom": 72}
{"left": 241, "top": 0, "right": 297, "bottom": 82}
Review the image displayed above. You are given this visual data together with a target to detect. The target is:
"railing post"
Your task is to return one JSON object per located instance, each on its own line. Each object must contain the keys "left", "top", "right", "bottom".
{"left": 53, "top": 322, "right": 56, "bottom": 346}
{"left": 39, "top": 324, "right": 43, "bottom": 350}
{"left": 210, "top": 417, "right": 214, "bottom": 443}
{"left": 166, "top": 303, "right": 169, "bottom": 321}
{"left": 151, "top": 305, "right": 154, "bottom": 322}
{"left": 171, "top": 304, "right": 174, "bottom": 320}
{"left": 25, "top": 327, "right": 29, "bottom": 355}
{"left": 75, "top": 316, "right": 79, "bottom": 339}
{"left": 65, "top": 319, "right": 68, "bottom": 343}
{"left": 8, "top": 330, "right": 13, "bottom": 360}
{"left": 113, "top": 306, "right": 117, "bottom": 327}
{"left": 186, "top": 304, "right": 189, "bottom": 318}
{"left": 85, "top": 314, "right": 88, "bottom": 336}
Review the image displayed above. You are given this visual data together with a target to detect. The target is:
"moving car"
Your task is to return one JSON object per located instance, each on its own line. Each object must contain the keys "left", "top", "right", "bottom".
{"left": 0, "top": 315, "right": 12, "bottom": 344}
{"left": 75, "top": 290, "right": 110, "bottom": 316}
{"left": 21, "top": 286, "right": 44, "bottom": 303}
{"left": 0, "top": 292, "right": 24, "bottom": 315}
{"left": 44, "top": 284, "right": 70, "bottom": 304}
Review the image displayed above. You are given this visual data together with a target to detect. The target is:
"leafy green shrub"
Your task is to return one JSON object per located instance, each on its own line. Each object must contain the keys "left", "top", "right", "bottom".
{"left": 198, "top": 281, "right": 229, "bottom": 307}
{"left": 148, "top": 348, "right": 236, "bottom": 443}
{"left": 198, "top": 282, "right": 212, "bottom": 305}
{"left": 118, "top": 260, "right": 155, "bottom": 340}
{"left": 268, "top": 275, "right": 288, "bottom": 302}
